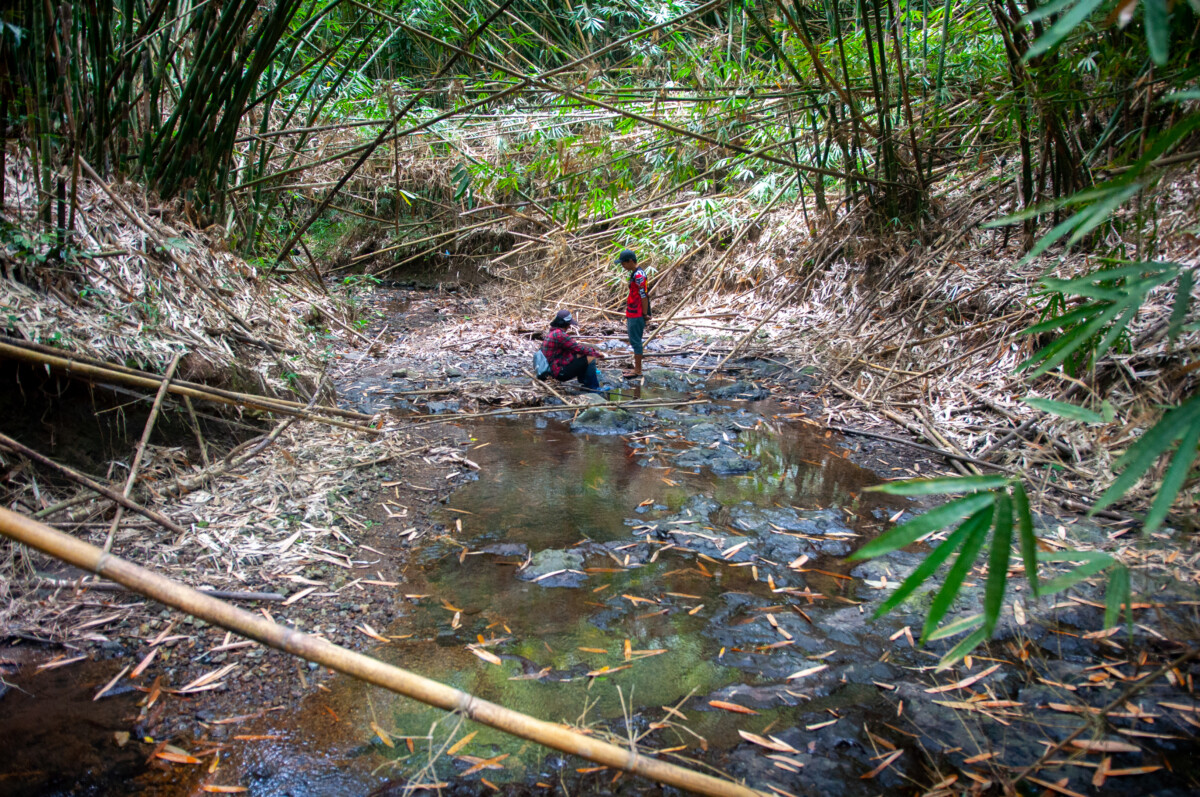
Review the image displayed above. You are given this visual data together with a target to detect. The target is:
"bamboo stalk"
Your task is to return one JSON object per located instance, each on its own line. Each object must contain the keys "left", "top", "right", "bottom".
{"left": 0, "top": 507, "right": 765, "bottom": 797}
{"left": 0, "top": 341, "right": 378, "bottom": 433}
{"left": 0, "top": 433, "right": 187, "bottom": 536}
{"left": 104, "top": 353, "right": 181, "bottom": 552}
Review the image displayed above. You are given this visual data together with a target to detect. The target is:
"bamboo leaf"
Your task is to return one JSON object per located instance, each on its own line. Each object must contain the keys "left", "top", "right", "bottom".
{"left": 1022, "top": 302, "right": 1108, "bottom": 336}
{"left": 1038, "top": 550, "right": 1115, "bottom": 595}
{"left": 872, "top": 520, "right": 973, "bottom": 620}
{"left": 1021, "top": 0, "right": 1082, "bottom": 24}
{"left": 1143, "top": 0, "right": 1171, "bottom": 66}
{"left": 1142, "top": 419, "right": 1200, "bottom": 532}
{"left": 926, "top": 613, "right": 982, "bottom": 641}
{"left": 1063, "top": 185, "right": 1142, "bottom": 248}
{"left": 848, "top": 493, "right": 995, "bottom": 562}
{"left": 1022, "top": 303, "right": 1124, "bottom": 376}
{"left": 984, "top": 493, "right": 1013, "bottom": 634}
{"left": 938, "top": 627, "right": 990, "bottom": 669}
{"left": 1104, "top": 565, "right": 1130, "bottom": 629}
{"left": 1094, "top": 394, "right": 1200, "bottom": 513}
{"left": 1021, "top": 397, "right": 1109, "bottom": 423}
{"left": 1012, "top": 481, "right": 1039, "bottom": 598}
{"left": 1023, "top": 0, "right": 1107, "bottom": 62}
{"left": 921, "top": 506, "right": 993, "bottom": 641}
{"left": 1168, "top": 268, "right": 1194, "bottom": 343}
{"left": 866, "top": 475, "right": 1010, "bottom": 496}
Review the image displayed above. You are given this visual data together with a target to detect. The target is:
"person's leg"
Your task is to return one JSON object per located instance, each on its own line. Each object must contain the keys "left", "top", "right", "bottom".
{"left": 581, "top": 359, "right": 601, "bottom": 390}
{"left": 625, "top": 316, "right": 645, "bottom": 377}
{"left": 557, "top": 356, "right": 589, "bottom": 384}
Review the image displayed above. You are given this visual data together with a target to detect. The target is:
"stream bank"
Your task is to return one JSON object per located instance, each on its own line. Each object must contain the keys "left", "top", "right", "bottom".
{"left": 3, "top": 284, "right": 1195, "bottom": 796}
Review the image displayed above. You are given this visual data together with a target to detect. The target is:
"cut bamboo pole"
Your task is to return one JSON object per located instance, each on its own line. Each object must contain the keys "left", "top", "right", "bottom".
{"left": 0, "top": 507, "right": 765, "bottom": 797}
{"left": 104, "top": 353, "right": 181, "bottom": 552}
{"left": 0, "top": 341, "right": 379, "bottom": 434}
{"left": 0, "top": 336, "right": 372, "bottom": 421}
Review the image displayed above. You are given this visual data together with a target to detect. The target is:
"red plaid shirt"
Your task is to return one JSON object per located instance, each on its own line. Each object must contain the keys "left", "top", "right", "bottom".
{"left": 542, "top": 328, "right": 599, "bottom": 377}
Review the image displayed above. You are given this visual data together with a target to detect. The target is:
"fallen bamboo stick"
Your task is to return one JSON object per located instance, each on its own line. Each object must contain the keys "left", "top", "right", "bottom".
{"left": 0, "top": 507, "right": 764, "bottom": 797}
{"left": 30, "top": 577, "right": 285, "bottom": 602}
{"left": 405, "top": 398, "right": 708, "bottom": 426}
{"left": 0, "top": 341, "right": 379, "bottom": 435}
{"left": 105, "top": 353, "right": 181, "bottom": 552}
{"left": 0, "top": 433, "right": 187, "bottom": 536}
{"left": 0, "top": 336, "right": 372, "bottom": 422}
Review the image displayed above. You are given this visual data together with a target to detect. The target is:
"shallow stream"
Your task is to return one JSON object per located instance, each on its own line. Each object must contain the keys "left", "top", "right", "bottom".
{"left": 222, "top": 367, "right": 937, "bottom": 795}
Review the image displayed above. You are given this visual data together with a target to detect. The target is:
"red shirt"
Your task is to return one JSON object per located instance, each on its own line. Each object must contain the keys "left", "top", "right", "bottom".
{"left": 626, "top": 268, "right": 648, "bottom": 318}
{"left": 542, "top": 328, "right": 599, "bottom": 377}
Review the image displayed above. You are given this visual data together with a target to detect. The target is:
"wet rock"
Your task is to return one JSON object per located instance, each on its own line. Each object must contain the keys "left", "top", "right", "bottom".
{"left": 426, "top": 400, "right": 460, "bottom": 414}
{"left": 515, "top": 549, "right": 586, "bottom": 588}
{"left": 848, "top": 550, "right": 923, "bottom": 588}
{"left": 641, "top": 368, "right": 698, "bottom": 393}
{"left": 709, "top": 380, "right": 769, "bottom": 400}
{"left": 683, "top": 421, "right": 733, "bottom": 444}
{"left": 444, "top": 366, "right": 464, "bottom": 378}
{"left": 479, "top": 542, "right": 528, "bottom": 557}
{"left": 569, "top": 406, "right": 639, "bottom": 435}
{"left": 672, "top": 445, "right": 758, "bottom": 474}
{"left": 577, "top": 393, "right": 607, "bottom": 406}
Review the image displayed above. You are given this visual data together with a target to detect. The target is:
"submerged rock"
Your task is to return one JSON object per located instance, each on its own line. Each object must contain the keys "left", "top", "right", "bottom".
{"left": 515, "top": 549, "right": 586, "bottom": 588}
{"left": 672, "top": 445, "right": 758, "bottom": 474}
{"left": 709, "top": 380, "right": 769, "bottom": 400}
{"left": 641, "top": 367, "right": 699, "bottom": 393}
{"left": 569, "top": 406, "right": 639, "bottom": 435}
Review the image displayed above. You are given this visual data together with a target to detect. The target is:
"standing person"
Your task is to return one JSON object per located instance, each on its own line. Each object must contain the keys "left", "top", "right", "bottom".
{"left": 541, "top": 309, "right": 605, "bottom": 390}
{"left": 619, "top": 249, "right": 651, "bottom": 378}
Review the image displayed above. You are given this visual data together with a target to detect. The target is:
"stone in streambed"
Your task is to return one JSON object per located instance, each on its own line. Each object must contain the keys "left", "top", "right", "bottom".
{"left": 515, "top": 549, "right": 586, "bottom": 588}
{"left": 672, "top": 445, "right": 758, "bottom": 474}
{"left": 709, "top": 380, "right": 769, "bottom": 400}
{"left": 570, "top": 406, "right": 639, "bottom": 435}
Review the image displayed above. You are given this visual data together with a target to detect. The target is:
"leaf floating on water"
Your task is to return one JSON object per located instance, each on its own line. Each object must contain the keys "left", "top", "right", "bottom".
{"left": 156, "top": 750, "right": 202, "bottom": 764}
{"left": 469, "top": 647, "right": 503, "bottom": 666}
{"left": 370, "top": 722, "right": 395, "bottom": 748}
{"left": 447, "top": 731, "right": 477, "bottom": 756}
{"left": 357, "top": 623, "right": 389, "bottom": 642}
{"left": 708, "top": 700, "right": 759, "bottom": 715}
{"left": 587, "top": 664, "right": 632, "bottom": 677}
{"left": 859, "top": 749, "right": 903, "bottom": 779}
{"left": 738, "top": 730, "right": 799, "bottom": 753}
{"left": 460, "top": 753, "right": 509, "bottom": 775}
{"left": 1070, "top": 739, "right": 1140, "bottom": 753}
{"left": 925, "top": 663, "right": 1001, "bottom": 694}
{"left": 94, "top": 664, "right": 131, "bottom": 701}
{"left": 786, "top": 664, "right": 828, "bottom": 681}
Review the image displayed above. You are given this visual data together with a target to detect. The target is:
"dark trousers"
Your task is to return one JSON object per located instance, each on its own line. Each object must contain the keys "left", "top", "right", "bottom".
{"left": 556, "top": 356, "right": 600, "bottom": 389}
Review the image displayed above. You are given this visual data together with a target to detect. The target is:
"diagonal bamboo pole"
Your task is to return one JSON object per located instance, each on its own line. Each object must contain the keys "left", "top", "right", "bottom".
{"left": 0, "top": 507, "right": 765, "bottom": 797}
{"left": 104, "top": 353, "right": 182, "bottom": 552}
{"left": 0, "top": 341, "right": 378, "bottom": 434}
{"left": 0, "top": 434, "right": 187, "bottom": 536}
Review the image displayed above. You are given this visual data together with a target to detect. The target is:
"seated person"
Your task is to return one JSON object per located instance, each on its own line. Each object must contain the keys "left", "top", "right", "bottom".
{"left": 541, "top": 310, "right": 605, "bottom": 390}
